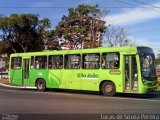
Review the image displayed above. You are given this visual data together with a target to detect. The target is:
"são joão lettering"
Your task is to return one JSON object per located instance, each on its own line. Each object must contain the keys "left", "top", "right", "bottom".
{"left": 77, "top": 73, "right": 98, "bottom": 78}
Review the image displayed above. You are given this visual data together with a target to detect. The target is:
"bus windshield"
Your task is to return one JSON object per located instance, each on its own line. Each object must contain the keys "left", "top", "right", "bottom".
{"left": 138, "top": 47, "right": 157, "bottom": 81}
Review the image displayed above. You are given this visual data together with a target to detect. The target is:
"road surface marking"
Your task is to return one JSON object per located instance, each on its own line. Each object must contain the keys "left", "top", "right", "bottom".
{"left": 0, "top": 83, "right": 36, "bottom": 89}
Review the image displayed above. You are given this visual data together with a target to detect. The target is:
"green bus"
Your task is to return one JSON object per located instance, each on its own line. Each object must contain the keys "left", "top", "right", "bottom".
{"left": 9, "top": 46, "right": 158, "bottom": 96}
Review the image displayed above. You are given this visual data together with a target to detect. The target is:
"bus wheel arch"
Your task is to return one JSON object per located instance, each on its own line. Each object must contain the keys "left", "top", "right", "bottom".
{"left": 36, "top": 78, "right": 46, "bottom": 91}
{"left": 100, "top": 80, "right": 116, "bottom": 96}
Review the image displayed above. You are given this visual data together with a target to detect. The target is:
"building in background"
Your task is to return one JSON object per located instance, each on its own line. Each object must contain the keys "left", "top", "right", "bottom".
{"left": 83, "top": 17, "right": 106, "bottom": 49}
{"left": 45, "top": 17, "right": 105, "bottom": 50}
{"left": 58, "top": 17, "right": 106, "bottom": 50}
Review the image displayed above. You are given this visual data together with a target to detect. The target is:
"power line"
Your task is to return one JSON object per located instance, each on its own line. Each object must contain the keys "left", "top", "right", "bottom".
{"left": 114, "top": 0, "right": 140, "bottom": 7}
{"left": 132, "top": 0, "right": 160, "bottom": 9}
{"left": 114, "top": 0, "right": 160, "bottom": 12}
{"left": 0, "top": 6, "right": 71, "bottom": 9}
{"left": 0, "top": 6, "right": 160, "bottom": 9}
{"left": 100, "top": 6, "right": 160, "bottom": 9}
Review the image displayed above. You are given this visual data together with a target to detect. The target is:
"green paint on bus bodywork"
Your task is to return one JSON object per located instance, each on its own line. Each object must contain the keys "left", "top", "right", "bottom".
{"left": 9, "top": 46, "right": 158, "bottom": 94}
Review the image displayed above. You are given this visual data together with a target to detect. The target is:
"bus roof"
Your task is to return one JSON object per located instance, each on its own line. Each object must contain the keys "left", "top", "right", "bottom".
{"left": 10, "top": 46, "right": 150, "bottom": 57}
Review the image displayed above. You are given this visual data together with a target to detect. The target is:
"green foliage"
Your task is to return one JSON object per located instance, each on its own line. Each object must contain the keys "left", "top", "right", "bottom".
{"left": 54, "top": 4, "right": 106, "bottom": 49}
{"left": 156, "top": 51, "right": 160, "bottom": 65}
{"left": 0, "top": 13, "right": 51, "bottom": 54}
{"left": 0, "top": 41, "right": 9, "bottom": 54}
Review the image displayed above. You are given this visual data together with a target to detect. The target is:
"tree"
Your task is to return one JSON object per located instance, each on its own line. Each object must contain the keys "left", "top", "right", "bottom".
{"left": 157, "top": 50, "right": 160, "bottom": 58}
{"left": 44, "top": 30, "right": 63, "bottom": 50}
{"left": 156, "top": 50, "right": 160, "bottom": 65}
{"left": 104, "top": 25, "right": 136, "bottom": 47}
{"left": 54, "top": 4, "right": 107, "bottom": 49}
{"left": 0, "top": 13, "right": 51, "bottom": 54}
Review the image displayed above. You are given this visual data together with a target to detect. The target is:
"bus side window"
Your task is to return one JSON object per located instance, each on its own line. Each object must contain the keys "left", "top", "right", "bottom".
{"left": 35, "top": 56, "right": 47, "bottom": 69}
{"left": 102, "top": 52, "right": 120, "bottom": 69}
{"left": 11, "top": 57, "right": 22, "bottom": 69}
{"left": 64, "top": 54, "right": 81, "bottom": 69}
{"left": 48, "top": 55, "right": 63, "bottom": 69}
{"left": 35, "top": 60, "right": 39, "bottom": 69}
{"left": 102, "top": 56, "right": 107, "bottom": 69}
{"left": 30, "top": 56, "right": 34, "bottom": 69}
{"left": 82, "top": 53, "right": 100, "bottom": 69}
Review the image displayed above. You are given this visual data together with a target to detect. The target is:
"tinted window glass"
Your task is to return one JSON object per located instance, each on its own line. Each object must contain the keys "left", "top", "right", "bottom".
{"left": 48, "top": 55, "right": 63, "bottom": 69}
{"left": 138, "top": 47, "right": 157, "bottom": 80}
{"left": 82, "top": 53, "right": 100, "bottom": 69}
{"left": 30, "top": 56, "right": 34, "bottom": 69}
{"left": 35, "top": 56, "right": 47, "bottom": 69}
{"left": 11, "top": 57, "right": 22, "bottom": 69}
{"left": 64, "top": 54, "right": 81, "bottom": 69}
{"left": 102, "top": 53, "right": 120, "bottom": 69}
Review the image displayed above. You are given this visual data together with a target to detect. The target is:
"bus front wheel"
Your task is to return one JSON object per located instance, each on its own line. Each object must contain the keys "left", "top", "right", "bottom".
{"left": 36, "top": 79, "right": 46, "bottom": 91}
{"left": 101, "top": 81, "right": 116, "bottom": 96}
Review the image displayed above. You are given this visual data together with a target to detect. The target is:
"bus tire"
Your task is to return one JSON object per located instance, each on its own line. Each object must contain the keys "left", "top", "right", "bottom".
{"left": 36, "top": 79, "right": 46, "bottom": 91}
{"left": 101, "top": 81, "right": 116, "bottom": 96}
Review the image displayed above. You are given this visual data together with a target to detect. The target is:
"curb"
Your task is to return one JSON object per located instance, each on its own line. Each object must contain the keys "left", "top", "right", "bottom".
{"left": 0, "top": 82, "right": 36, "bottom": 89}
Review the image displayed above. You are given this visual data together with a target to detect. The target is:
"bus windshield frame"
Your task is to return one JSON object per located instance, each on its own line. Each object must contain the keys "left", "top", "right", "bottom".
{"left": 138, "top": 47, "right": 157, "bottom": 81}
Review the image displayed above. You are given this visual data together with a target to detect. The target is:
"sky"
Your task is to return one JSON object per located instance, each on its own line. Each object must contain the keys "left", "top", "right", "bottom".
{"left": 0, "top": 0, "right": 160, "bottom": 56}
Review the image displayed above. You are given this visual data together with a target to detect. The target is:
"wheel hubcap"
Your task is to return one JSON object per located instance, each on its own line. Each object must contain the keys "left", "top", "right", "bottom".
{"left": 38, "top": 82, "right": 43, "bottom": 89}
{"left": 105, "top": 85, "right": 113, "bottom": 93}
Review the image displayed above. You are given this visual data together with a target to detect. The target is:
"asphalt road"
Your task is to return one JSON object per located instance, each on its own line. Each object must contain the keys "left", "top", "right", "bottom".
{"left": 0, "top": 85, "right": 160, "bottom": 120}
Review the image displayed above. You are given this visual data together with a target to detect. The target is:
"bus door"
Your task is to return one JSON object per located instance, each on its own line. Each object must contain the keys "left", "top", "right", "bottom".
{"left": 10, "top": 57, "right": 23, "bottom": 85}
{"left": 23, "top": 58, "right": 30, "bottom": 86}
{"left": 124, "top": 55, "right": 138, "bottom": 92}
